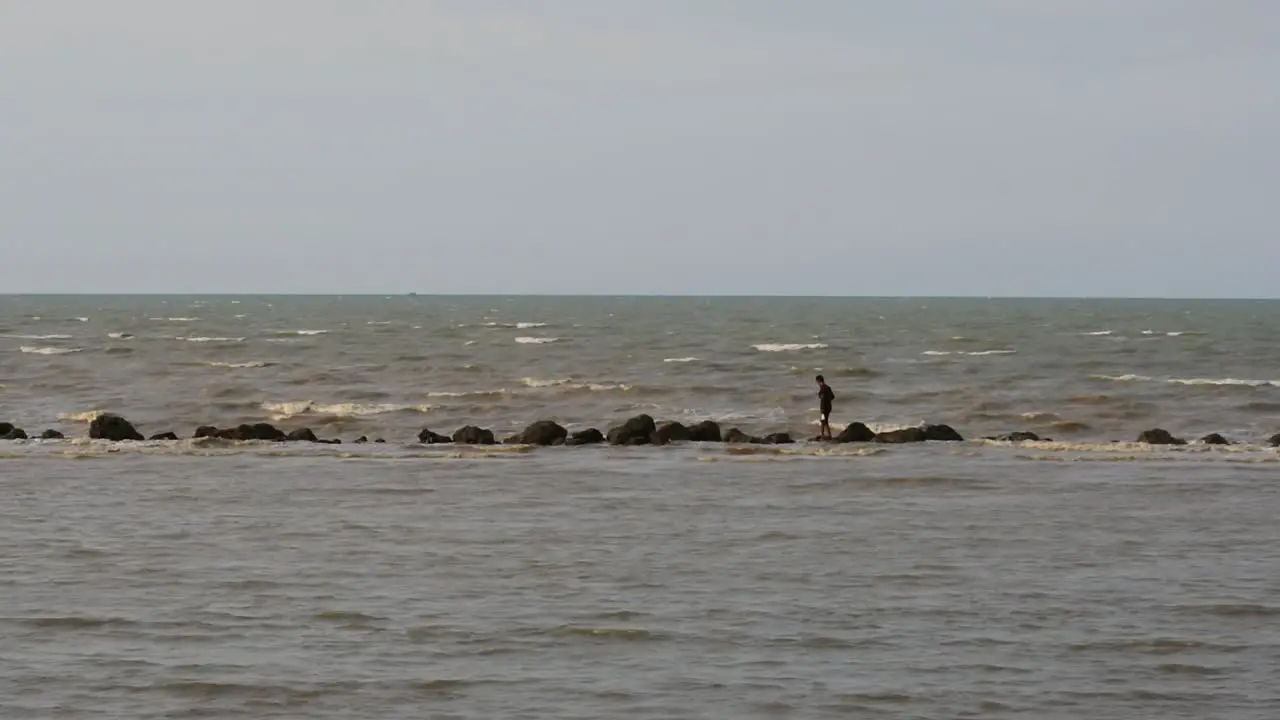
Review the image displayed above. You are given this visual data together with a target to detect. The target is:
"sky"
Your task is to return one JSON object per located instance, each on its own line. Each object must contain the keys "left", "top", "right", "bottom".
{"left": 1, "top": 1, "right": 1277, "bottom": 296}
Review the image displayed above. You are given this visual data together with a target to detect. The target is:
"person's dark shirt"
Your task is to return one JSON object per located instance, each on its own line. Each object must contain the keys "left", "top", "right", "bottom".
{"left": 819, "top": 384, "right": 835, "bottom": 413}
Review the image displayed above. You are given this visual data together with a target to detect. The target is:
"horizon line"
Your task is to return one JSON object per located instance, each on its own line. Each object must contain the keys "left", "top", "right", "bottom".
{"left": 1, "top": 292, "right": 1278, "bottom": 301}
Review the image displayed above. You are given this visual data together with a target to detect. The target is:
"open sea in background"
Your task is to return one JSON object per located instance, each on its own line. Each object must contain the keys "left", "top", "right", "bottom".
{"left": 2, "top": 295, "right": 1278, "bottom": 718}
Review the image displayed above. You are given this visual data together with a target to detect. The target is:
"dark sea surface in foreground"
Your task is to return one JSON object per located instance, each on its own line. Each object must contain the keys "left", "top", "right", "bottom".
{"left": 2, "top": 295, "right": 1278, "bottom": 718}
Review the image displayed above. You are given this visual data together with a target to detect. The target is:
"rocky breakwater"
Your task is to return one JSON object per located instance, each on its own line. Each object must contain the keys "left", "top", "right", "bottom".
{"left": 2, "top": 412, "right": 1275, "bottom": 449}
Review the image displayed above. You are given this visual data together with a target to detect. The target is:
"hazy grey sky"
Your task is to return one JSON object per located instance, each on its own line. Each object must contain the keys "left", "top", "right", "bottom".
{"left": 2, "top": 1, "right": 1277, "bottom": 295}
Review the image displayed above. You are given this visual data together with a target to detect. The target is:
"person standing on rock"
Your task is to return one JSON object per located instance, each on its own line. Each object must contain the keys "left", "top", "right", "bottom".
{"left": 816, "top": 374, "right": 835, "bottom": 440}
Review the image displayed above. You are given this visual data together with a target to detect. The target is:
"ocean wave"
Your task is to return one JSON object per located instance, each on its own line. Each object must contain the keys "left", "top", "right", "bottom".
{"left": 75, "top": 317, "right": 89, "bottom": 322}
{"left": 1095, "top": 374, "right": 1277, "bottom": 387}
{"left": 20, "top": 346, "right": 83, "bottom": 355}
{"left": 663, "top": 357, "right": 700, "bottom": 363}
{"left": 107, "top": 332, "right": 134, "bottom": 339}
{"left": 753, "top": 343, "right": 828, "bottom": 352}
{"left": 1142, "top": 330, "right": 1206, "bottom": 337}
{"left": 367, "top": 321, "right": 392, "bottom": 326}
{"left": 261, "top": 401, "right": 436, "bottom": 420}
{"left": 177, "top": 336, "right": 245, "bottom": 343}
{"left": 271, "top": 329, "right": 329, "bottom": 336}
{"left": 519, "top": 377, "right": 632, "bottom": 392}
{"left": 58, "top": 410, "right": 104, "bottom": 422}
{"left": 205, "top": 361, "right": 274, "bottom": 369}
{"left": 1082, "top": 330, "right": 1113, "bottom": 336}
{"left": 6, "top": 333, "right": 74, "bottom": 340}
{"left": 922, "top": 349, "right": 1015, "bottom": 357}
{"left": 151, "top": 317, "right": 199, "bottom": 322}
{"left": 515, "top": 336, "right": 559, "bottom": 344}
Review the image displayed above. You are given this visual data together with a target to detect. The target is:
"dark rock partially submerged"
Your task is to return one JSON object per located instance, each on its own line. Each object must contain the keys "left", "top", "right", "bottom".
{"left": 1200, "top": 433, "right": 1231, "bottom": 446}
{"left": 0, "top": 422, "right": 13, "bottom": 437}
{"left": 287, "top": 428, "right": 319, "bottom": 443}
{"left": 194, "top": 425, "right": 218, "bottom": 439}
{"left": 453, "top": 425, "right": 495, "bottom": 445}
{"left": 418, "top": 428, "right": 453, "bottom": 444}
{"left": 986, "top": 431, "right": 1042, "bottom": 443}
{"left": 652, "top": 421, "right": 692, "bottom": 445}
{"left": 763, "top": 432, "right": 794, "bottom": 445}
{"left": 1137, "top": 428, "right": 1186, "bottom": 445}
{"left": 148, "top": 432, "right": 179, "bottom": 441}
{"left": 89, "top": 413, "right": 144, "bottom": 442}
{"left": 1268, "top": 433, "right": 1279, "bottom": 447}
{"left": 875, "top": 424, "right": 964, "bottom": 444}
{"left": 688, "top": 420, "right": 722, "bottom": 443}
{"left": 723, "top": 428, "right": 758, "bottom": 444}
{"left": 3, "top": 427, "right": 28, "bottom": 440}
{"left": 40, "top": 429, "right": 64, "bottom": 440}
{"left": 607, "top": 414, "right": 656, "bottom": 446}
{"left": 518, "top": 420, "right": 568, "bottom": 446}
{"left": 835, "top": 422, "right": 875, "bottom": 443}
{"left": 565, "top": 428, "right": 605, "bottom": 446}
{"left": 215, "top": 423, "right": 287, "bottom": 442}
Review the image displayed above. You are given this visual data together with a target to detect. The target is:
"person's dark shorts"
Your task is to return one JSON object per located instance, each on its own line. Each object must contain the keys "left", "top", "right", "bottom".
{"left": 820, "top": 404, "right": 832, "bottom": 420}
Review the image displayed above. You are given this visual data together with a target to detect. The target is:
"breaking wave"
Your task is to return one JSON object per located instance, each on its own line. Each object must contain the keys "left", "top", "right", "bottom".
{"left": 519, "top": 377, "right": 632, "bottom": 392}
{"left": 177, "top": 336, "right": 245, "bottom": 343}
{"left": 58, "top": 410, "right": 104, "bottom": 423}
{"left": 922, "top": 349, "right": 1016, "bottom": 357}
{"left": 6, "top": 333, "right": 73, "bottom": 340}
{"left": 271, "top": 329, "right": 329, "bottom": 336}
{"left": 515, "top": 336, "right": 559, "bottom": 344}
{"left": 753, "top": 343, "right": 828, "bottom": 352}
{"left": 107, "top": 332, "right": 134, "bottom": 339}
{"left": 261, "top": 401, "right": 436, "bottom": 420}
{"left": 20, "top": 346, "right": 83, "bottom": 355}
{"left": 663, "top": 357, "right": 699, "bottom": 363}
{"left": 205, "top": 361, "right": 274, "bottom": 369}
{"left": 1095, "top": 374, "right": 1278, "bottom": 388}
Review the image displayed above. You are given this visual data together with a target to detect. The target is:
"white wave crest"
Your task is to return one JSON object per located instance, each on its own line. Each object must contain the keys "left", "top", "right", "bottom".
{"left": 519, "top": 377, "right": 631, "bottom": 392}
{"left": 1168, "top": 377, "right": 1278, "bottom": 388}
{"left": 1082, "top": 330, "right": 1113, "bottom": 336}
{"left": 261, "top": 401, "right": 435, "bottom": 420}
{"left": 515, "top": 336, "right": 559, "bottom": 344}
{"left": 75, "top": 317, "right": 89, "bottom": 322}
{"left": 272, "top": 329, "right": 329, "bottom": 336}
{"left": 367, "top": 321, "right": 393, "bottom": 325}
{"left": 107, "top": 332, "right": 134, "bottom": 339}
{"left": 753, "top": 343, "right": 828, "bottom": 352}
{"left": 516, "top": 322, "right": 547, "bottom": 329}
{"left": 151, "top": 317, "right": 199, "bottom": 322}
{"left": 923, "top": 349, "right": 1015, "bottom": 357}
{"left": 664, "top": 357, "right": 700, "bottom": 363}
{"left": 58, "top": 410, "right": 104, "bottom": 422}
{"left": 177, "top": 336, "right": 245, "bottom": 343}
{"left": 6, "top": 333, "right": 73, "bottom": 340}
{"left": 20, "top": 345, "right": 83, "bottom": 355}
{"left": 1094, "top": 374, "right": 1154, "bottom": 382}
{"left": 205, "top": 361, "right": 273, "bottom": 369}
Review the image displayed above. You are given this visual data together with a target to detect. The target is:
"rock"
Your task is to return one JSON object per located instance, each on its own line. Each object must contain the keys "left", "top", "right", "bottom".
{"left": 3, "top": 427, "right": 28, "bottom": 440}
{"left": 723, "top": 428, "right": 758, "bottom": 444}
{"left": 194, "top": 425, "right": 219, "bottom": 439}
{"left": 518, "top": 420, "right": 569, "bottom": 446}
{"left": 286, "top": 428, "right": 319, "bottom": 443}
{"left": 835, "top": 422, "right": 875, "bottom": 443}
{"left": 1200, "top": 433, "right": 1231, "bottom": 446}
{"left": 375, "top": 438, "right": 386, "bottom": 443}
{"left": 1137, "top": 428, "right": 1186, "bottom": 445}
{"left": 875, "top": 427, "right": 928, "bottom": 444}
{"left": 987, "top": 431, "right": 1041, "bottom": 442}
{"left": 453, "top": 425, "right": 495, "bottom": 445}
{"left": 417, "top": 428, "right": 453, "bottom": 444}
{"left": 318, "top": 438, "right": 342, "bottom": 445}
{"left": 607, "top": 414, "right": 657, "bottom": 446}
{"left": 216, "top": 423, "right": 287, "bottom": 441}
{"left": 652, "top": 421, "right": 692, "bottom": 445}
{"left": 1269, "top": 433, "right": 1280, "bottom": 447}
{"left": 502, "top": 433, "right": 521, "bottom": 445}
{"left": 565, "top": 428, "right": 605, "bottom": 446}
{"left": 355, "top": 436, "right": 369, "bottom": 444}
{"left": 923, "top": 424, "right": 964, "bottom": 442}
{"left": 763, "top": 432, "right": 794, "bottom": 445}
{"left": 40, "top": 429, "right": 65, "bottom": 440}
{"left": 148, "top": 432, "right": 179, "bottom": 441}
{"left": 89, "top": 413, "right": 144, "bottom": 442}
{"left": 688, "top": 420, "right": 722, "bottom": 443}
{"left": 0, "top": 422, "right": 13, "bottom": 436}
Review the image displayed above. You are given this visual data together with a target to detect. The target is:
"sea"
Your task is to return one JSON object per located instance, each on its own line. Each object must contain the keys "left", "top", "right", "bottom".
{"left": 1, "top": 295, "right": 1277, "bottom": 719}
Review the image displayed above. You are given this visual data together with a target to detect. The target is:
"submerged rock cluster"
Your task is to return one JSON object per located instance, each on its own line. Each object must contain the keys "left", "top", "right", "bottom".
{"left": 2, "top": 413, "right": 1276, "bottom": 448}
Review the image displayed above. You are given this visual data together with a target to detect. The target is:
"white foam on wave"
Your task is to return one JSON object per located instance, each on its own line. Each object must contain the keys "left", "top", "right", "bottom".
{"left": 1082, "top": 330, "right": 1113, "bottom": 336}
{"left": 923, "top": 349, "right": 1016, "bottom": 357}
{"left": 664, "top": 357, "right": 700, "bottom": 363}
{"left": 519, "top": 377, "right": 632, "bottom": 392}
{"left": 1094, "top": 373, "right": 1154, "bottom": 382}
{"left": 272, "top": 329, "right": 329, "bottom": 336}
{"left": 20, "top": 345, "right": 83, "bottom": 355}
{"left": 205, "top": 361, "right": 273, "bottom": 369}
{"left": 151, "top": 317, "right": 199, "bottom": 322}
{"left": 261, "top": 401, "right": 436, "bottom": 420}
{"left": 107, "top": 332, "right": 134, "bottom": 339}
{"left": 234, "top": 314, "right": 247, "bottom": 319}
{"left": 516, "top": 322, "right": 547, "bottom": 329}
{"left": 58, "top": 410, "right": 104, "bottom": 423}
{"left": 515, "top": 336, "right": 559, "bottom": 344}
{"left": 7, "top": 333, "right": 73, "bottom": 340}
{"left": 753, "top": 343, "right": 828, "bottom": 352}
{"left": 1095, "top": 373, "right": 1276, "bottom": 387}
{"left": 463, "top": 340, "right": 477, "bottom": 346}
{"left": 177, "top": 336, "right": 245, "bottom": 343}
{"left": 75, "top": 317, "right": 89, "bottom": 322}
{"left": 367, "top": 321, "right": 392, "bottom": 326}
